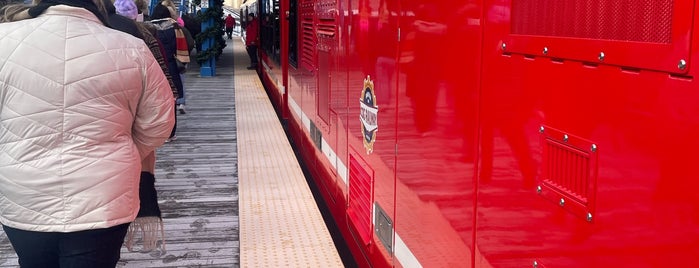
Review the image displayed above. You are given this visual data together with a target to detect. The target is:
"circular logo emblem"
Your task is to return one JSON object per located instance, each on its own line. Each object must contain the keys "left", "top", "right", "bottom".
{"left": 360, "top": 75, "right": 378, "bottom": 154}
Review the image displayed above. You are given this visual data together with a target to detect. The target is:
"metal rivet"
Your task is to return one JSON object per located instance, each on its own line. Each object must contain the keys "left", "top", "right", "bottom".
{"left": 543, "top": 47, "right": 548, "bottom": 55}
{"left": 539, "top": 126, "right": 545, "bottom": 133}
{"left": 587, "top": 213, "right": 593, "bottom": 222}
{"left": 563, "top": 134, "right": 569, "bottom": 142}
{"left": 598, "top": 52, "right": 605, "bottom": 61}
{"left": 591, "top": 144, "right": 597, "bottom": 152}
{"left": 501, "top": 42, "right": 507, "bottom": 51}
{"left": 559, "top": 198, "right": 565, "bottom": 206}
{"left": 537, "top": 185, "right": 542, "bottom": 193}
{"left": 533, "top": 261, "right": 539, "bottom": 268}
{"left": 679, "top": 59, "right": 687, "bottom": 70}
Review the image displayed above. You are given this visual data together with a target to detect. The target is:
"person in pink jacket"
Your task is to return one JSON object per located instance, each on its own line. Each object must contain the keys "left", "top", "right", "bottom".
{"left": 0, "top": 0, "right": 175, "bottom": 266}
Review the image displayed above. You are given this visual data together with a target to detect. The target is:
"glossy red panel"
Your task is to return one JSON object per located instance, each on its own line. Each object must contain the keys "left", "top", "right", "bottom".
{"left": 393, "top": 0, "right": 481, "bottom": 267}
{"left": 261, "top": 0, "right": 699, "bottom": 267}
{"left": 346, "top": 0, "right": 398, "bottom": 264}
{"left": 477, "top": 0, "right": 699, "bottom": 266}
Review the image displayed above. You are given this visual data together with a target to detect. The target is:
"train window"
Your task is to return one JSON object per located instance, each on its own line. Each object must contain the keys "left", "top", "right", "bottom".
{"left": 504, "top": 0, "right": 694, "bottom": 74}
{"left": 288, "top": 0, "right": 297, "bottom": 67}
{"left": 260, "top": 0, "right": 281, "bottom": 63}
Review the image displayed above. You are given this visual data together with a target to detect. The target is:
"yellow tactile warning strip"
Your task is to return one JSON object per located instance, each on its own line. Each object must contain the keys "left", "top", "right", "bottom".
{"left": 234, "top": 40, "right": 345, "bottom": 267}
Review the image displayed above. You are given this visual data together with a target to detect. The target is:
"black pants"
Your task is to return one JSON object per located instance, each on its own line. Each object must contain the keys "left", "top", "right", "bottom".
{"left": 2, "top": 223, "right": 129, "bottom": 268}
{"left": 225, "top": 27, "right": 233, "bottom": 39}
{"left": 170, "top": 101, "right": 178, "bottom": 138}
{"left": 246, "top": 45, "right": 258, "bottom": 67}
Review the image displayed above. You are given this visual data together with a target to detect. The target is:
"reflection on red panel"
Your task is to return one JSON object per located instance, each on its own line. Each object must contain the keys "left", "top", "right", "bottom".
{"left": 258, "top": 0, "right": 699, "bottom": 266}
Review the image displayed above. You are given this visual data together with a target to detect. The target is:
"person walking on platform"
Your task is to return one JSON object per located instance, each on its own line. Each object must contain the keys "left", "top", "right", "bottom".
{"left": 0, "top": 0, "right": 175, "bottom": 267}
{"left": 225, "top": 14, "right": 235, "bottom": 39}
{"left": 149, "top": 1, "right": 190, "bottom": 141}
{"left": 245, "top": 13, "right": 259, "bottom": 70}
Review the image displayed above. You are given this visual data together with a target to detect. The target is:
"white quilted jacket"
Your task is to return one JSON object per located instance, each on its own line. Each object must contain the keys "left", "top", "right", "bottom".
{"left": 0, "top": 6, "right": 175, "bottom": 232}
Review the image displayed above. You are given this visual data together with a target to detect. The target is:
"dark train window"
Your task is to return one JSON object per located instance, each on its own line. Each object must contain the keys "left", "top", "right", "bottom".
{"left": 260, "top": 0, "right": 281, "bottom": 63}
{"left": 288, "top": 0, "right": 297, "bottom": 67}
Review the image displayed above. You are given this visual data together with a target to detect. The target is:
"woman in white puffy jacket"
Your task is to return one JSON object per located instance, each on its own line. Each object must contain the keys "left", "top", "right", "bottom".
{"left": 0, "top": 0, "right": 175, "bottom": 266}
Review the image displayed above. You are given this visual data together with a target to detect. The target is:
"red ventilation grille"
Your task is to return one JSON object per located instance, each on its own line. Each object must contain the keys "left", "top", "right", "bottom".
{"left": 511, "top": 0, "right": 673, "bottom": 43}
{"left": 543, "top": 141, "right": 591, "bottom": 204}
{"left": 300, "top": 0, "right": 316, "bottom": 71}
{"left": 347, "top": 154, "right": 373, "bottom": 244}
{"left": 538, "top": 126, "right": 598, "bottom": 221}
{"left": 316, "top": 0, "right": 337, "bottom": 52}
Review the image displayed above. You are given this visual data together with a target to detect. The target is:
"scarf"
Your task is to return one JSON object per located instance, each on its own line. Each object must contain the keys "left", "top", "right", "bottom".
{"left": 174, "top": 27, "right": 190, "bottom": 64}
{"left": 27, "top": 0, "right": 110, "bottom": 27}
{"left": 124, "top": 171, "right": 166, "bottom": 253}
{"left": 148, "top": 18, "right": 189, "bottom": 64}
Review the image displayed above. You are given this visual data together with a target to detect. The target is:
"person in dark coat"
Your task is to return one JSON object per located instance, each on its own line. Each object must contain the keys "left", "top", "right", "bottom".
{"left": 149, "top": 3, "right": 185, "bottom": 140}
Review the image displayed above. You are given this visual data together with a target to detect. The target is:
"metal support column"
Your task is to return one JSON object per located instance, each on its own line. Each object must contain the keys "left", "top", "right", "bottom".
{"left": 199, "top": 0, "right": 216, "bottom": 77}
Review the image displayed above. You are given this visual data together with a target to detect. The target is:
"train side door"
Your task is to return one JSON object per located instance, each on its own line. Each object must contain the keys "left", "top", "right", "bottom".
{"left": 313, "top": 0, "right": 343, "bottom": 203}
{"left": 345, "top": 0, "right": 398, "bottom": 266}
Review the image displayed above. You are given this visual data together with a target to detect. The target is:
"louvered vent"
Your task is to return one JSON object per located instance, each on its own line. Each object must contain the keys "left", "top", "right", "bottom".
{"left": 543, "top": 141, "right": 591, "bottom": 204}
{"left": 348, "top": 154, "right": 373, "bottom": 244}
{"left": 539, "top": 126, "right": 598, "bottom": 221}
{"left": 300, "top": 0, "right": 316, "bottom": 71}
{"left": 511, "top": 0, "right": 673, "bottom": 43}
{"left": 316, "top": 0, "right": 337, "bottom": 52}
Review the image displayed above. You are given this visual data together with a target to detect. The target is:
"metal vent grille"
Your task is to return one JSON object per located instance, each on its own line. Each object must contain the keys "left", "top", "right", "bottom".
{"left": 543, "top": 140, "right": 591, "bottom": 204}
{"left": 511, "top": 0, "right": 673, "bottom": 43}
{"left": 316, "top": 0, "right": 337, "bottom": 52}
{"left": 300, "top": 0, "right": 316, "bottom": 71}
{"left": 348, "top": 155, "right": 373, "bottom": 244}
{"left": 538, "top": 126, "right": 598, "bottom": 221}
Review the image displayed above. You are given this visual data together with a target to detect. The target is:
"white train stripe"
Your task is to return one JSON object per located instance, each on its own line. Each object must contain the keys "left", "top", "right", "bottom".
{"left": 395, "top": 233, "right": 423, "bottom": 268}
{"left": 337, "top": 157, "right": 348, "bottom": 186}
{"left": 289, "top": 96, "right": 302, "bottom": 119}
{"left": 321, "top": 138, "right": 337, "bottom": 170}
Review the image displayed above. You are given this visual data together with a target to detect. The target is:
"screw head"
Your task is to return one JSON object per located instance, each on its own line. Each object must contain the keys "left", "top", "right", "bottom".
{"left": 559, "top": 198, "right": 565, "bottom": 206}
{"left": 563, "top": 134, "right": 569, "bottom": 142}
{"left": 539, "top": 126, "right": 545, "bottom": 133}
{"left": 587, "top": 213, "right": 593, "bottom": 222}
{"left": 598, "top": 52, "right": 605, "bottom": 61}
{"left": 591, "top": 144, "right": 597, "bottom": 152}
{"left": 679, "top": 59, "right": 687, "bottom": 70}
{"left": 537, "top": 185, "right": 542, "bottom": 193}
{"left": 543, "top": 47, "right": 548, "bottom": 55}
{"left": 533, "top": 261, "right": 539, "bottom": 268}
{"left": 501, "top": 42, "right": 507, "bottom": 51}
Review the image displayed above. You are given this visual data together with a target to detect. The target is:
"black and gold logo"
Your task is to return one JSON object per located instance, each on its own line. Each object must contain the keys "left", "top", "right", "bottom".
{"left": 360, "top": 75, "right": 378, "bottom": 154}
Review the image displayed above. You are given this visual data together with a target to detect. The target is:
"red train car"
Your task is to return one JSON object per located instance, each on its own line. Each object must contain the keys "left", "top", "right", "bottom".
{"left": 250, "top": 0, "right": 699, "bottom": 267}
